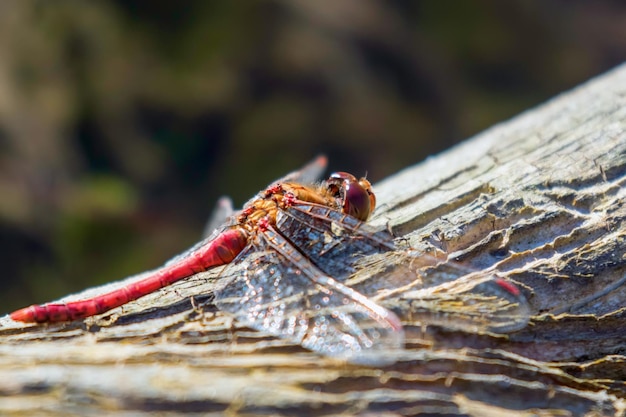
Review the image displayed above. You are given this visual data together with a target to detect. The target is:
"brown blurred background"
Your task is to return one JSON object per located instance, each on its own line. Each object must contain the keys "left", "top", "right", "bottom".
{"left": 1, "top": 0, "right": 624, "bottom": 313}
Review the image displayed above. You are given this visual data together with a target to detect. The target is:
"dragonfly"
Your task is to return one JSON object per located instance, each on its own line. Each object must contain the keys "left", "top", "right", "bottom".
{"left": 9, "top": 156, "right": 529, "bottom": 364}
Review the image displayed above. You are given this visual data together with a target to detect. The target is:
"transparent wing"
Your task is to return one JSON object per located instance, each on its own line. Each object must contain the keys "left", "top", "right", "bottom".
{"left": 203, "top": 196, "right": 236, "bottom": 238}
{"left": 214, "top": 226, "right": 404, "bottom": 365}
{"left": 275, "top": 203, "right": 396, "bottom": 279}
{"left": 277, "top": 203, "right": 529, "bottom": 333}
{"left": 343, "top": 249, "right": 530, "bottom": 333}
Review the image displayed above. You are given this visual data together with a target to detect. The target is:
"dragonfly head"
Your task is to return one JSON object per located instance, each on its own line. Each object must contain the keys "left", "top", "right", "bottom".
{"left": 327, "top": 172, "right": 376, "bottom": 221}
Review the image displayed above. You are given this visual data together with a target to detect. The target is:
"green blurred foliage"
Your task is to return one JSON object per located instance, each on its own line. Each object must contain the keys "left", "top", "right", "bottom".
{"left": 0, "top": 0, "right": 624, "bottom": 312}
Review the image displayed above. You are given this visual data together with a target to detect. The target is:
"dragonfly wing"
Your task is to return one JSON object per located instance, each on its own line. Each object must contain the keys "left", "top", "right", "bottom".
{"left": 359, "top": 254, "right": 531, "bottom": 333}
{"left": 275, "top": 203, "right": 397, "bottom": 279}
{"left": 398, "top": 263, "right": 530, "bottom": 333}
{"left": 214, "top": 227, "right": 404, "bottom": 365}
{"left": 203, "top": 197, "right": 236, "bottom": 238}
{"left": 278, "top": 204, "right": 529, "bottom": 333}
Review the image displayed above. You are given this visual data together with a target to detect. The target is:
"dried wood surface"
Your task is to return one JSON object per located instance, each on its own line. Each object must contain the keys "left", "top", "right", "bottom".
{"left": 2, "top": 64, "right": 626, "bottom": 416}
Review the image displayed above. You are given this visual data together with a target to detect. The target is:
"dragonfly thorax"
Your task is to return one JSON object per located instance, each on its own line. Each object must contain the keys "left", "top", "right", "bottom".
{"left": 238, "top": 182, "right": 340, "bottom": 233}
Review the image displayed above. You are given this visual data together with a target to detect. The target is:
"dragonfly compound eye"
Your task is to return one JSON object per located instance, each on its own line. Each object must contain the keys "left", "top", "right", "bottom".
{"left": 358, "top": 177, "right": 376, "bottom": 215}
{"left": 328, "top": 172, "right": 373, "bottom": 221}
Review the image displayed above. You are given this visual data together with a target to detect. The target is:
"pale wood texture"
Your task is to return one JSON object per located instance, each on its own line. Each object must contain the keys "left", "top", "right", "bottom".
{"left": 2, "top": 64, "right": 626, "bottom": 416}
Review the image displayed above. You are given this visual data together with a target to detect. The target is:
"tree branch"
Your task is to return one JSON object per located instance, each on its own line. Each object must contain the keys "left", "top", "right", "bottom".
{"left": 2, "top": 64, "right": 626, "bottom": 416}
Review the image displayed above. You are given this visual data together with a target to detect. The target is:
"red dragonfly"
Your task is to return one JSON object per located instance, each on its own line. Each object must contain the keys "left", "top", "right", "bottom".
{"left": 9, "top": 157, "right": 528, "bottom": 364}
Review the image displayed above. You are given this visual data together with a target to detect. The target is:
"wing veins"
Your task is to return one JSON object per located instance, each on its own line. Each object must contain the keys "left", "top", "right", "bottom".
{"left": 260, "top": 226, "right": 402, "bottom": 332}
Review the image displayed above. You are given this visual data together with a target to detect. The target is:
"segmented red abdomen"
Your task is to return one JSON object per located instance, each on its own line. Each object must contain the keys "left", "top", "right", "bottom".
{"left": 10, "top": 228, "right": 249, "bottom": 323}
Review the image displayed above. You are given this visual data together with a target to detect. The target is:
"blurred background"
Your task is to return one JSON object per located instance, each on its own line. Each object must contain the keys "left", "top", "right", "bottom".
{"left": 1, "top": 0, "right": 624, "bottom": 313}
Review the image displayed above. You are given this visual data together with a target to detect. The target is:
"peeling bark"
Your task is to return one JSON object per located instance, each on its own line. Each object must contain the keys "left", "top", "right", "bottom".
{"left": 2, "top": 64, "right": 626, "bottom": 416}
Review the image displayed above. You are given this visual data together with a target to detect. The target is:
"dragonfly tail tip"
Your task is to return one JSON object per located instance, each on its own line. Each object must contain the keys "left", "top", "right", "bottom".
{"left": 9, "top": 306, "right": 36, "bottom": 323}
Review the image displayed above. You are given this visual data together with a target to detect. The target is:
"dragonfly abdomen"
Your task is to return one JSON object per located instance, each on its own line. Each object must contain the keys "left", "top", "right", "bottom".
{"left": 10, "top": 228, "right": 248, "bottom": 323}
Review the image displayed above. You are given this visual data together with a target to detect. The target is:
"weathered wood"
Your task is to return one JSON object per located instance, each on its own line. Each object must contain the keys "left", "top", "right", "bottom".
{"left": 2, "top": 64, "right": 626, "bottom": 416}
